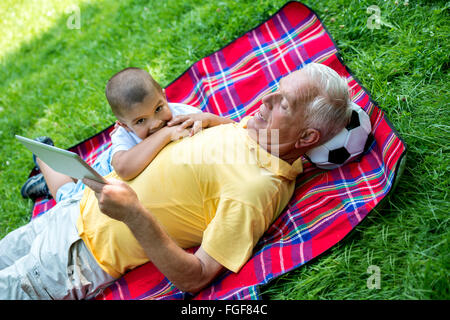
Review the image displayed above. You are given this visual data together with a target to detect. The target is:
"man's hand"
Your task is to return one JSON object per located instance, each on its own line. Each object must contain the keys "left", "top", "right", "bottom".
{"left": 82, "top": 178, "right": 142, "bottom": 224}
{"left": 83, "top": 177, "right": 225, "bottom": 294}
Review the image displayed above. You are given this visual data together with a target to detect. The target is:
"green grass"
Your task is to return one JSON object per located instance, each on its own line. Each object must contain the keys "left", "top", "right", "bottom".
{"left": 0, "top": 0, "right": 448, "bottom": 299}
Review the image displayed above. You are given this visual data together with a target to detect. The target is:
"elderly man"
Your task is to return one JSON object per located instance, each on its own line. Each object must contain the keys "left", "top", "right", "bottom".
{"left": 0, "top": 63, "right": 351, "bottom": 299}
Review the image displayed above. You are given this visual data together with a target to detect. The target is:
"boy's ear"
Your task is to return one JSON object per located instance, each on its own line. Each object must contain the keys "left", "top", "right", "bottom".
{"left": 116, "top": 121, "right": 131, "bottom": 132}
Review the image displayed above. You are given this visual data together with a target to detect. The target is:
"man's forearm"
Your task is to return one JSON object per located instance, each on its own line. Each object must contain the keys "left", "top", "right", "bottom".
{"left": 83, "top": 176, "right": 224, "bottom": 294}
{"left": 124, "top": 204, "right": 210, "bottom": 293}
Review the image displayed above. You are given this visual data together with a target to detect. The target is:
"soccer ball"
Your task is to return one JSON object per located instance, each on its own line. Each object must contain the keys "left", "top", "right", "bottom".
{"left": 305, "top": 102, "right": 372, "bottom": 170}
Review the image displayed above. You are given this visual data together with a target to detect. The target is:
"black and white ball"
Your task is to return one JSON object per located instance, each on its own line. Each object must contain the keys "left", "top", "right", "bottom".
{"left": 305, "top": 102, "right": 372, "bottom": 169}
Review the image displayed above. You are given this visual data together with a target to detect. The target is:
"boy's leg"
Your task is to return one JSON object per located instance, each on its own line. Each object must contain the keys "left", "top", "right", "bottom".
{"left": 36, "top": 158, "right": 76, "bottom": 199}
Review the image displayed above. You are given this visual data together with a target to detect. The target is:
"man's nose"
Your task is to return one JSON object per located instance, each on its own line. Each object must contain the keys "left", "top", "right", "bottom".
{"left": 262, "top": 93, "right": 274, "bottom": 110}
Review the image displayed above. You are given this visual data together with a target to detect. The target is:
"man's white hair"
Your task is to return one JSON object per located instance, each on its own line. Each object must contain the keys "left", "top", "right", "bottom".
{"left": 299, "top": 63, "right": 352, "bottom": 144}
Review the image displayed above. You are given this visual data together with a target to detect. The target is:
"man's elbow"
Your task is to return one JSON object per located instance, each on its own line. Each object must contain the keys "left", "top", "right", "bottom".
{"left": 176, "top": 278, "right": 211, "bottom": 295}
{"left": 176, "top": 267, "right": 225, "bottom": 294}
{"left": 176, "top": 249, "right": 226, "bottom": 294}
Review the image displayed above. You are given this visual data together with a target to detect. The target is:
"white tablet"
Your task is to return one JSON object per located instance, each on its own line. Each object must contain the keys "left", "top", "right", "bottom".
{"left": 16, "top": 135, "right": 106, "bottom": 184}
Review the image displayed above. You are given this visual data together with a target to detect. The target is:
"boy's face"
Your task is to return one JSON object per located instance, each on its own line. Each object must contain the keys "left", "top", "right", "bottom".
{"left": 117, "top": 89, "right": 173, "bottom": 140}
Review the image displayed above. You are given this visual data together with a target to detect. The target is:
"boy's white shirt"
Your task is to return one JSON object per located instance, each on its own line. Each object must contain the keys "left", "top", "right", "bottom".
{"left": 110, "top": 103, "right": 202, "bottom": 158}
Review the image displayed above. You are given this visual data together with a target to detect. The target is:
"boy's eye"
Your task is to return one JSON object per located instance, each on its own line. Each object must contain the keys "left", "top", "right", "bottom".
{"left": 155, "top": 106, "right": 163, "bottom": 113}
{"left": 136, "top": 118, "right": 145, "bottom": 125}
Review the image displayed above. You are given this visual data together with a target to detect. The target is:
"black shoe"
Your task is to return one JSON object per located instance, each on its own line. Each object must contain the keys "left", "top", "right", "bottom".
{"left": 21, "top": 173, "right": 51, "bottom": 199}
{"left": 32, "top": 136, "right": 54, "bottom": 168}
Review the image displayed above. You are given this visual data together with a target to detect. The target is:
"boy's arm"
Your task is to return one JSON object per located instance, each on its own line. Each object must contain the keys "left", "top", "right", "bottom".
{"left": 167, "top": 112, "right": 234, "bottom": 134}
{"left": 112, "top": 126, "right": 188, "bottom": 181}
{"left": 207, "top": 113, "right": 235, "bottom": 127}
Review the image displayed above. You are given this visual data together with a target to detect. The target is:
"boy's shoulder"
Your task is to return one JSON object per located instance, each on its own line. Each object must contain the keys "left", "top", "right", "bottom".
{"left": 111, "top": 125, "right": 142, "bottom": 145}
{"left": 111, "top": 125, "right": 131, "bottom": 138}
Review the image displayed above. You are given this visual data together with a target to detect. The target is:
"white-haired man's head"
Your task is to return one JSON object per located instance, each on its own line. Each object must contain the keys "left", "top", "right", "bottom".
{"left": 299, "top": 63, "right": 352, "bottom": 144}
{"left": 246, "top": 63, "right": 351, "bottom": 163}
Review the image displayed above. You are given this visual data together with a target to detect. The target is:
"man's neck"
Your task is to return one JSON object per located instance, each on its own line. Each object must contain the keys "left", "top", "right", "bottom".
{"left": 246, "top": 128, "right": 304, "bottom": 165}
{"left": 280, "top": 153, "right": 302, "bottom": 165}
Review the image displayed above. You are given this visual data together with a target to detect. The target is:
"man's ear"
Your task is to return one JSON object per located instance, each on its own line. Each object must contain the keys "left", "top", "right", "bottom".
{"left": 295, "top": 128, "right": 320, "bottom": 149}
{"left": 116, "top": 121, "right": 131, "bottom": 132}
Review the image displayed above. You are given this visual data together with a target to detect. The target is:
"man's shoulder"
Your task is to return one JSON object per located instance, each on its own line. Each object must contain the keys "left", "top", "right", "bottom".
{"left": 237, "top": 171, "right": 284, "bottom": 194}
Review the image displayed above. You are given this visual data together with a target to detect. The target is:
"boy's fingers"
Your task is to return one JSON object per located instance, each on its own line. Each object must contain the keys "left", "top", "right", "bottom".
{"left": 191, "top": 120, "right": 202, "bottom": 135}
{"left": 178, "top": 119, "right": 194, "bottom": 131}
{"left": 167, "top": 115, "right": 186, "bottom": 126}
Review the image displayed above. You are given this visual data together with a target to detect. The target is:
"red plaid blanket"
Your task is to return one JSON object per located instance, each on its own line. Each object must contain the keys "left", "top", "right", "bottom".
{"left": 30, "top": 1, "right": 406, "bottom": 300}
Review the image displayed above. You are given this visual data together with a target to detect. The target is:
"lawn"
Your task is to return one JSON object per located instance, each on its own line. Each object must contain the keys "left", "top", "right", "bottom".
{"left": 0, "top": 0, "right": 448, "bottom": 299}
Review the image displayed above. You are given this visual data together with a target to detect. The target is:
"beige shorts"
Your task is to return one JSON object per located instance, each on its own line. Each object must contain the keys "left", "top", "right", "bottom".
{"left": 0, "top": 195, "right": 115, "bottom": 300}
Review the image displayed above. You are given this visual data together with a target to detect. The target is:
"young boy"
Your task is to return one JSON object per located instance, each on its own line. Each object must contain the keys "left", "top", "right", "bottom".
{"left": 21, "top": 67, "right": 233, "bottom": 201}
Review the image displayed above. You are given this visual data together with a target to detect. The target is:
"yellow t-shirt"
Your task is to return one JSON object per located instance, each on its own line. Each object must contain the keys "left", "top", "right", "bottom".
{"left": 77, "top": 117, "right": 303, "bottom": 277}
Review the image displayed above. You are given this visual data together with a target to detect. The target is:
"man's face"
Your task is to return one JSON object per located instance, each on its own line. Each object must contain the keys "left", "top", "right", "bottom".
{"left": 118, "top": 89, "right": 173, "bottom": 140}
{"left": 246, "top": 70, "right": 313, "bottom": 155}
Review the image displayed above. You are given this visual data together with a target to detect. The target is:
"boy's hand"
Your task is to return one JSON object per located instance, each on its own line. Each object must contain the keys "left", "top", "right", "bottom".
{"left": 168, "top": 113, "right": 228, "bottom": 137}
{"left": 165, "top": 125, "right": 192, "bottom": 141}
{"left": 167, "top": 113, "right": 208, "bottom": 136}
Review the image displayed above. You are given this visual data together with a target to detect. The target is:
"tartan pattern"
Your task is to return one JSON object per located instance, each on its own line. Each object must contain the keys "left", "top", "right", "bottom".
{"left": 29, "top": 1, "right": 406, "bottom": 300}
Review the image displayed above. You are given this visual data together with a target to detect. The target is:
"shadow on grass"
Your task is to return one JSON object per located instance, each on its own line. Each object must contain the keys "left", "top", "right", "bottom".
{"left": 0, "top": 0, "right": 281, "bottom": 150}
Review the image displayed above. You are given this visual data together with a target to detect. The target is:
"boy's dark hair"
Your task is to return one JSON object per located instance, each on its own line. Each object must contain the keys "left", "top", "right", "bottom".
{"left": 105, "top": 67, "right": 162, "bottom": 118}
